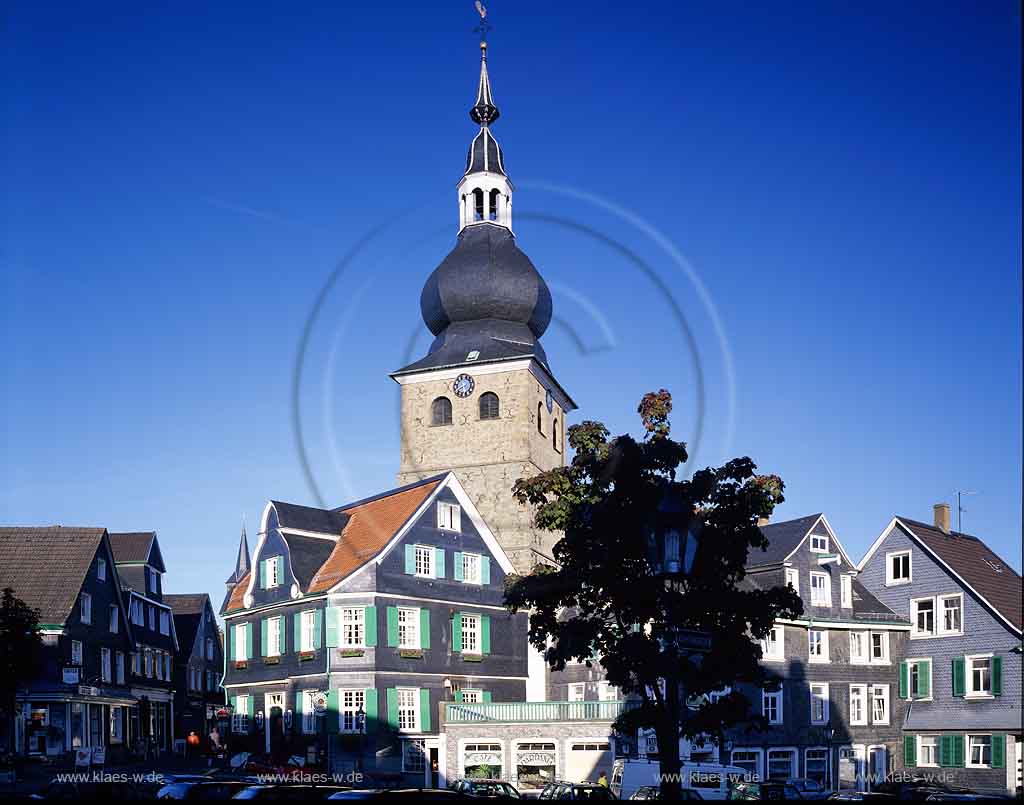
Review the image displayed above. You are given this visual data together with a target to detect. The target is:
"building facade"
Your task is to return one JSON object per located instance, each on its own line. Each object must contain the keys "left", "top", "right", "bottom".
{"left": 858, "top": 504, "right": 1023, "bottom": 796}
{"left": 220, "top": 472, "right": 530, "bottom": 785}
{"left": 166, "top": 593, "right": 224, "bottom": 744}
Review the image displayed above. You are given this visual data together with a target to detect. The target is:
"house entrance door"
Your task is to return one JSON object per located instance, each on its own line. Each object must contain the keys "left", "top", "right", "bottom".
{"left": 265, "top": 693, "right": 285, "bottom": 756}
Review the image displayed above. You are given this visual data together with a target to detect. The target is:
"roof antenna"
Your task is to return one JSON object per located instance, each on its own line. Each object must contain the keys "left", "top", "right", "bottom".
{"left": 953, "top": 490, "right": 976, "bottom": 536}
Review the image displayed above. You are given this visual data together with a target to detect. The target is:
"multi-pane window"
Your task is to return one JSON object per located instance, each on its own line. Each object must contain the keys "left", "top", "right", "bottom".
{"left": 762, "top": 689, "right": 783, "bottom": 725}
{"left": 341, "top": 608, "right": 364, "bottom": 648}
{"left": 97, "top": 559, "right": 106, "bottom": 581}
{"left": 109, "top": 605, "right": 119, "bottom": 633}
{"left": 232, "top": 696, "right": 250, "bottom": 733}
{"left": 912, "top": 598, "right": 935, "bottom": 637}
{"left": 598, "top": 682, "right": 618, "bottom": 701}
{"left": 805, "top": 749, "right": 828, "bottom": 786}
{"left": 941, "top": 595, "right": 963, "bottom": 634}
{"left": 397, "top": 688, "right": 418, "bottom": 732}
{"left": 266, "top": 556, "right": 282, "bottom": 588}
{"left": 71, "top": 640, "right": 83, "bottom": 665}
{"left": 159, "top": 611, "right": 170, "bottom": 635}
{"left": 462, "top": 553, "right": 482, "bottom": 584}
{"left": 810, "top": 683, "right": 829, "bottom": 724}
{"left": 909, "top": 659, "right": 931, "bottom": 699}
{"left": 431, "top": 396, "right": 452, "bottom": 426}
{"left": 568, "top": 683, "right": 586, "bottom": 702}
{"left": 233, "top": 624, "right": 247, "bottom": 661}
{"left": 968, "top": 735, "right": 991, "bottom": 767}
{"left": 340, "top": 689, "right": 366, "bottom": 733}
{"left": 784, "top": 568, "right": 799, "bottom": 594}
{"left": 398, "top": 608, "right": 420, "bottom": 649}
{"left": 849, "top": 684, "right": 867, "bottom": 726}
{"left": 767, "top": 749, "right": 795, "bottom": 780}
{"left": 461, "top": 614, "right": 480, "bottom": 654}
{"left": 809, "top": 573, "right": 831, "bottom": 606}
{"left": 403, "top": 739, "right": 427, "bottom": 772}
{"left": 300, "top": 610, "right": 317, "bottom": 652}
{"left": 809, "top": 535, "right": 828, "bottom": 553}
{"left": 414, "top": 545, "right": 435, "bottom": 578}
{"left": 460, "top": 689, "right": 483, "bottom": 704}
{"left": 808, "top": 630, "right": 828, "bottom": 662}
{"left": 870, "top": 632, "right": 889, "bottom": 663}
{"left": 301, "top": 691, "right": 317, "bottom": 734}
{"left": 479, "top": 392, "right": 500, "bottom": 420}
{"left": 101, "top": 648, "right": 112, "bottom": 682}
{"left": 850, "top": 632, "right": 868, "bottom": 664}
{"left": 761, "top": 626, "right": 784, "bottom": 661}
{"left": 918, "top": 735, "right": 938, "bottom": 766}
{"left": 437, "top": 502, "right": 461, "bottom": 532}
{"left": 731, "top": 750, "right": 761, "bottom": 780}
{"left": 267, "top": 617, "right": 282, "bottom": 656}
{"left": 886, "top": 551, "right": 911, "bottom": 584}
{"left": 967, "top": 656, "right": 992, "bottom": 696}
{"left": 871, "top": 684, "right": 889, "bottom": 724}
{"left": 80, "top": 593, "right": 92, "bottom": 624}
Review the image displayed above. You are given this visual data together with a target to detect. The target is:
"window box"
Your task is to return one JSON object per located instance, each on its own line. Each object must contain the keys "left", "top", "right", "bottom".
{"left": 263, "top": 656, "right": 280, "bottom": 665}
{"left": 298, "top": 650, "right": 317, "bottom": 662}
{"left": 399, "top": 649, "right": 424, "bottom": 659}
{"left": 461, "top": 653, "right": 484, "bottom": 663}
{"left": 337, "top": 648, "right": 365, "bottom": 659}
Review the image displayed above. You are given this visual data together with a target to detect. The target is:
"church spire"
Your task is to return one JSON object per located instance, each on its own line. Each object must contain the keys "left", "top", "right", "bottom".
{"left": 470, "top": 42, "right": 500, "bottom": 126}
{"left": 225, "top": 516, "right": 251, "bottom": 587}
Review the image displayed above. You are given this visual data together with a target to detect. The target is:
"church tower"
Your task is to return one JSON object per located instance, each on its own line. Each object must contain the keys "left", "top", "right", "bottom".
{"left": 392, "top": 40, "right": 576, "bottom": 574}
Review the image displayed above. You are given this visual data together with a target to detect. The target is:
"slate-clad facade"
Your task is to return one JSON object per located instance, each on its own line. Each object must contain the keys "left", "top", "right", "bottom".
{"left": 166, "top": 593, "right": 224, "bottom": 742}
{"left": 220, "top": 472, "right": 527, "bottom": 784}
{"left": 858, "top": 506, "right": 1023, "bottom": 796}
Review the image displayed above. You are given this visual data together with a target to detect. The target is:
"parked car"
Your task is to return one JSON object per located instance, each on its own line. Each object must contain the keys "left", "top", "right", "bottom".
{"left": 231, "top": 784, "right": 354, "bottom": 800}
{"left": 827, "top": 794, "right": 897, "bottom": 801}
{"left": 543, "top": 782, "right": 617, "bottom": 800}
{"left": 157, "top": 780, "right": 252, "bottom": 799}
{"left": 611, "top": 760, "right": 746, "bottom": 801}
{"left": 785, "top": 780, "right": 830, "bottom": 800}
{"left": 629, "top": 785, "right": 704, "bottom": 800}
{"left": 329, "top": 790, "right": 468, "bottom": 800}
{"left": 449, "top": 778, "right": 521, "bottom": 798}
{"left": 870, "top": 780, "right": 962, "bottom": 800}
{"left": 923, "top": 795, "right": 986, "bottom": 802}
{"left": 727, "top": 780, "right": 803, "bottom": 800}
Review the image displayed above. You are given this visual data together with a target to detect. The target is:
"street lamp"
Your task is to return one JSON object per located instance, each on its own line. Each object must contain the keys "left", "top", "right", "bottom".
{"left": 355, "top": 706, "right": 366, "bottom": 773}
{"left": 646, "top": 496, "right": 699, "bottom": 578}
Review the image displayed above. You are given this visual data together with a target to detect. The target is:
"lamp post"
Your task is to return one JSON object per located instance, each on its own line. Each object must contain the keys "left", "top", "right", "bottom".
{"left": 825, "top": 726, "right": 836, "bottom": 792}
{"left": 355, "top": 706, "right": 366, "bottom": 773}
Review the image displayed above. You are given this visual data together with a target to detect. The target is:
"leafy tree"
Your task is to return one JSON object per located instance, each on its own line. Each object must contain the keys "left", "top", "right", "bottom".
{"left": 0, "top": 588, "right": 42, "bottom": 756}
{"left": 506, "top": 391, "right": 804, "bottom": 798}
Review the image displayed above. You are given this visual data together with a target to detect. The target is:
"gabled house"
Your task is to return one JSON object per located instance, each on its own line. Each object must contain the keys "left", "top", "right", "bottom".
{"left": 166, "top": 593, "right": 224, "bottom": 742}
{"left": 857, "top": 504, "right": 1022, "bottom": 796}
{"left": 0, "top": 527, "right": 135, "bottom": 760}
{"left": 221, "top": 472, "right": 528, "bottom": 786}
{"left": 108, "top": 531, "right": 179, "bottom": 750}
{"left": 725, "top": 514, "right": 910, "bottom": 794}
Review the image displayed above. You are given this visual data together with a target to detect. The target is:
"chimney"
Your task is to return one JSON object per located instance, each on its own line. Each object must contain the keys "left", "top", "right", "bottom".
{"left": 933, "top": 503, "right": 951, "bottom": 534}
{"left": 757, "top": 516, "right": 770, "bottom": 528}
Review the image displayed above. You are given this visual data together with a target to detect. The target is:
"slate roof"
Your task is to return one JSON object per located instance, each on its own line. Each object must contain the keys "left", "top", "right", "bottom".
{"left": 271, "top": 501, "right": 349, "bottom": 536}
{"left": 117, "top": 565, "right": 148, "bottom": 594}
{"left": 107, "top": 532, "right": 154, "bottom": 563}
{"left": 897, "top": 517, "right": 1023, "bottom": 632}
{"left": 749, "top": 514, "right": 824, "bottom": 567}
{"left": 165, "top": 593, "right": 210, "bottom": 654}
{"left": 0, "top": 527, "right": 107, "bottom": 625}
{"left": 850, "top": 579, "right": 901, "bottom": 621}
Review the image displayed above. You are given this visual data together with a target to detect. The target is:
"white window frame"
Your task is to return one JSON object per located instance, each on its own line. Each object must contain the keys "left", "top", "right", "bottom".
{"left": 869, "top": 631, "right": 890, "bottom": 664}
{"left": 808, "top": 629, "right": 829, "bottom": 663}
{"left": 965, "top": 654, "right": 994, "bottom": 698}
{"left": 809, "top": 572, "right": 831, "bottom": 607}
{"left": 809, "top": 534, "right": 829, "bottom": 553}
{"left": 159, "top": 610, "right": 170, "bottom": 636}
{"left": 885, "top": 550, "right": 912, "bottom": 585}
{"left": 917, "top": 735, "right": 939, "bottom": 767}
{"left": 908, "top": 658, "right": 933, "bottom": 700}
{"left": 784, "top": 568, "right": 799, "bottom": 594}
{"left": 761, "top": 625, "right": 784, "bottom": 661}
{"left": 850, "top": 631, "right": 868, "bottom": 665}
{"left": 437, "top": 502, "right": 461, "bottom": 532}
{"left": 232, "top": 695, "right": 250, "bottom": 733}
{"left": 147, "top": 567, "right": 159, "bottom": 594}
{"left": 71, "top": 639, "right": 83, "bottom": 665}
{"left": 939, "top": 593, "right": 964, "bottom": 635}
{"left": 461, "top": 552, "right": 482, "bottom": 585}
{"left": 840, "top": 575, "right": 852, "bottom": 608}
{"left": 266, "top": 556, "right": 282, "bottom": 588}
{"left": 339, "top": 688, "right": 366, "bottom": 733}
{"left": 206, "top": 637, "right": 214, "bottom": 661}
{"left": 598, "top": 681, "right": 617, "bottom": 701}
{"left": 967, "top": 734, "right": 993, "bottom": 768}
{"left": 396, "top": 687, "right": 419, "bottom": 733}
{"left": 911, "top": 597, "right": 936, "bottom": 638}
{"left": 568, "top": 683, "right": 586, "bottom": 702}
{"left": 397, "top": 607, "right": 421, "bottom": 649}
{"left": 300, "top": 610, "right": 317, "bottom": 652}
{"left": 267, "top": 616, "right": 282, "bottom": 657}
{"left": 460, "top": 613, "right": 481, "bottom": 655}
{"left": 766, "top": 748, "right": 796, "bottom": 780}
{"left": 809, "top": 683, "right": 829, "bottom": 724}
{"left": 762, "top": 688, "right": 783, "bottom": 725}
{"left": 80, "top": 593, "right": 92, "bottom": 624}
{"left": 101, "top": 648, "right": 112, "bottom": 683}
{"left": 870, "top": 684, "right": 889, "bottom": 725}
{"left": 147, "top": 605, "right": 155, "bottom": 631}
{"left": 109, "top": 605, "right": 119, "bottom": 633}
{"left": 414, "top": 545, "right": 435, "bottom": 578}
{"left": 233, "top": 623, "right": 248, "bottom": 661}
{"left": 97, "top": 559, "right": 106, "bottom": 581}
{"left": 804, "top": 747, "right": 829, "bottom": 786}
{"left": 849, "top": 684, "right": 867, "bottom": 726}
{"left": 403, "top": 738, "right": 427, "bottom": 772}
{"left": 341, "top": 607, "right": 365, "bottom": 648}
{"left": 460, "top": 688, "right": 483, "bottom": 704}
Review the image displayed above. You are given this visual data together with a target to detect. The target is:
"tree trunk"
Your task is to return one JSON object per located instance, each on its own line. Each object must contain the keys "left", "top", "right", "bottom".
{"left": 657, "top": 678, "right": 683, "bottom": 799}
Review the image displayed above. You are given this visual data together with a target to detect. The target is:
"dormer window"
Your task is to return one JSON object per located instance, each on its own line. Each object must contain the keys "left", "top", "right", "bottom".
{"left": 885, "top": 551, "right": 912, "bottom": 585}
{"left": 810, "top": 535, "right": 828, "bottom": 553}
{"left": 262, "top": 556, "right": 284, "bottom": 589}
{"left": 437, "top": 502, "right": 461, "bottom": 532}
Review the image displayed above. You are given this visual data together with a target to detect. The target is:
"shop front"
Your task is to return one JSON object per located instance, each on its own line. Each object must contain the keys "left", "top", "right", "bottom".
{"left": 16, "top": 685, "right": 137, "bottom": 762}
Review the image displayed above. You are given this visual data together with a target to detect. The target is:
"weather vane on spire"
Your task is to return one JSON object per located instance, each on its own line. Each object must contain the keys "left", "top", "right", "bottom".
{"left": 473, "top": 1, "right": 492, "bottom": 44}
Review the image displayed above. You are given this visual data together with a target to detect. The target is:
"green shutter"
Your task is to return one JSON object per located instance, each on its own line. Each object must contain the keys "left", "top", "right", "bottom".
{"left": 364, "top": 688, "right": 378, "bottom": 731}
{"left": 245, "top": 622, "right": 253, "bottom": 660}
{"left": 991, "top": 655, "right": 1002, "bottom": 696}
{"left": 314, "top": 608, "right": 323, "bottom": 649}
{"left": 405, "top": 545, "right": 416, "bottom": 574}
{"left": 225, "top": 627, "right": 231, "bottom": 662}
{"left": 276, "top": 556, "right": 284, "bottom": 583}
{"left": 435, "top": 548, "right": 445, "bottom": 579}
{"left": 420, "top": 608, "right": 430, "bottom": 650}
{"left": 260, "top": 618, "right": 268, "bottom": 656}
{"left": 419, "top": 688, "right": 431, "bottom": 732}
{"left": 481, "top": 615, "right": 491, "bottom": 654}
{"left": 259, "top": 559, "right": 267, "bottom": 589}
{"left": 939, "top": 735, "right": 952, "bottom": 767}
{"left": 481, "top": 556, "right": 490, "bottom": 585}
{"left": 387, "top": 606, "right": 399, "bottom": 647}
{"left": 386, "top": 688, "right": 399, "bottom": 731}
{"left": 904, "top": 735, "right": 916, "bottom": 767}
{"left": 295, "top": 689, "right": 304, "bottom": 716}
{"left": 952, "top": 657, "right": 965, "bottom": 697}
{"left": 482, "top": 690, "right": 492, "bottom": 703}
{"left": 452, "top": 613, "right": 462, "bottom": 653}
{"left": 953, "top": 735, "right": 965, "bottom": 767}
{"left": 454, "top": 691, "right": 463, "bottom": 703}
{"left": 326, "top": 689, "right": 339, "bottom": 734}
{"left": 992, "top": 734, "right": 1005, "bottom": 768}
{"left": 454, "top": 552, "right": 463, "bottom": 581}
{"left": 294, "top": 613, "right": 302, "bottom": 652}
{"left": 899, "top": 661, "right": 908, "bottom": 699}
{"left": 919, "top": 660, "right": 930, "bottom": 699}
{"left": 325, "top": 607, "right": 338, "bottom": 648}
{"left": 365, "top": 606, "right": 378, "bottom": 647}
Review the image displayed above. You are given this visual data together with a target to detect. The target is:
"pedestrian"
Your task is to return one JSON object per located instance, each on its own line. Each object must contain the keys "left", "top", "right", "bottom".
{"left": 598, "top": 770, "right": 609, "bottom": 788}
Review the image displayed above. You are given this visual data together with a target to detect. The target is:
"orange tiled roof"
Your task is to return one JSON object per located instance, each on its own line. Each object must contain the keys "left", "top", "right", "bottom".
{"left": 224, "top": 571, "right": 250, "bottom": 613}
{"left": 307, "top": 479, "right": 441, "bottom": 593}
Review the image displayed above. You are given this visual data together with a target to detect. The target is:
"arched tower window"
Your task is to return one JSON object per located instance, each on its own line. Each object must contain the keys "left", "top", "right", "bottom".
{"left": 431, "top": 397, "right": 452, "bottom": 426}
{"left": 479, "top": 392, "right": 500, "bottom": 420}
{"left": 489, "top": 189, "right": 500, "bottom": 221}
{"left": 473, "top": 189, "right": 485, "bottom": 222}
{"left": 553, "top": 418, "right": 559, "bottom": 450}
{"left": 537, "top": 403, "right": 545, "bottom": 435}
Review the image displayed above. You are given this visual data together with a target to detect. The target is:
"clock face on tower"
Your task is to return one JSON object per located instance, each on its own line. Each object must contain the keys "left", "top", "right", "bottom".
{"left": 453, "top": 373, "right": 475, "bottom": 398}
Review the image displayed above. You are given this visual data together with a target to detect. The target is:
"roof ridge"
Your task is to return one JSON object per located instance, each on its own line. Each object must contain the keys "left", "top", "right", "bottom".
{"left": 332, "top": 473, "right": 449, "bottom": 513}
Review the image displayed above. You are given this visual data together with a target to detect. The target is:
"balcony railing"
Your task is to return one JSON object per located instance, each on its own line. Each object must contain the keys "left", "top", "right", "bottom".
{"left": 445, "top": 699, "right": 633, "bottom": 724}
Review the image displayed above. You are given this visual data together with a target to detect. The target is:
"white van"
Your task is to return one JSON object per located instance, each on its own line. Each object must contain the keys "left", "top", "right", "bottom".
{"left": 610, "top": 759, "right": 747, "bottom": 800}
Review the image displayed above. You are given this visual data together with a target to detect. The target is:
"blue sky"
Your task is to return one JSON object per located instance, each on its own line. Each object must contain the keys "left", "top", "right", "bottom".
{"left": 2, "top": 0, "right": 1021, "bottom": 608}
